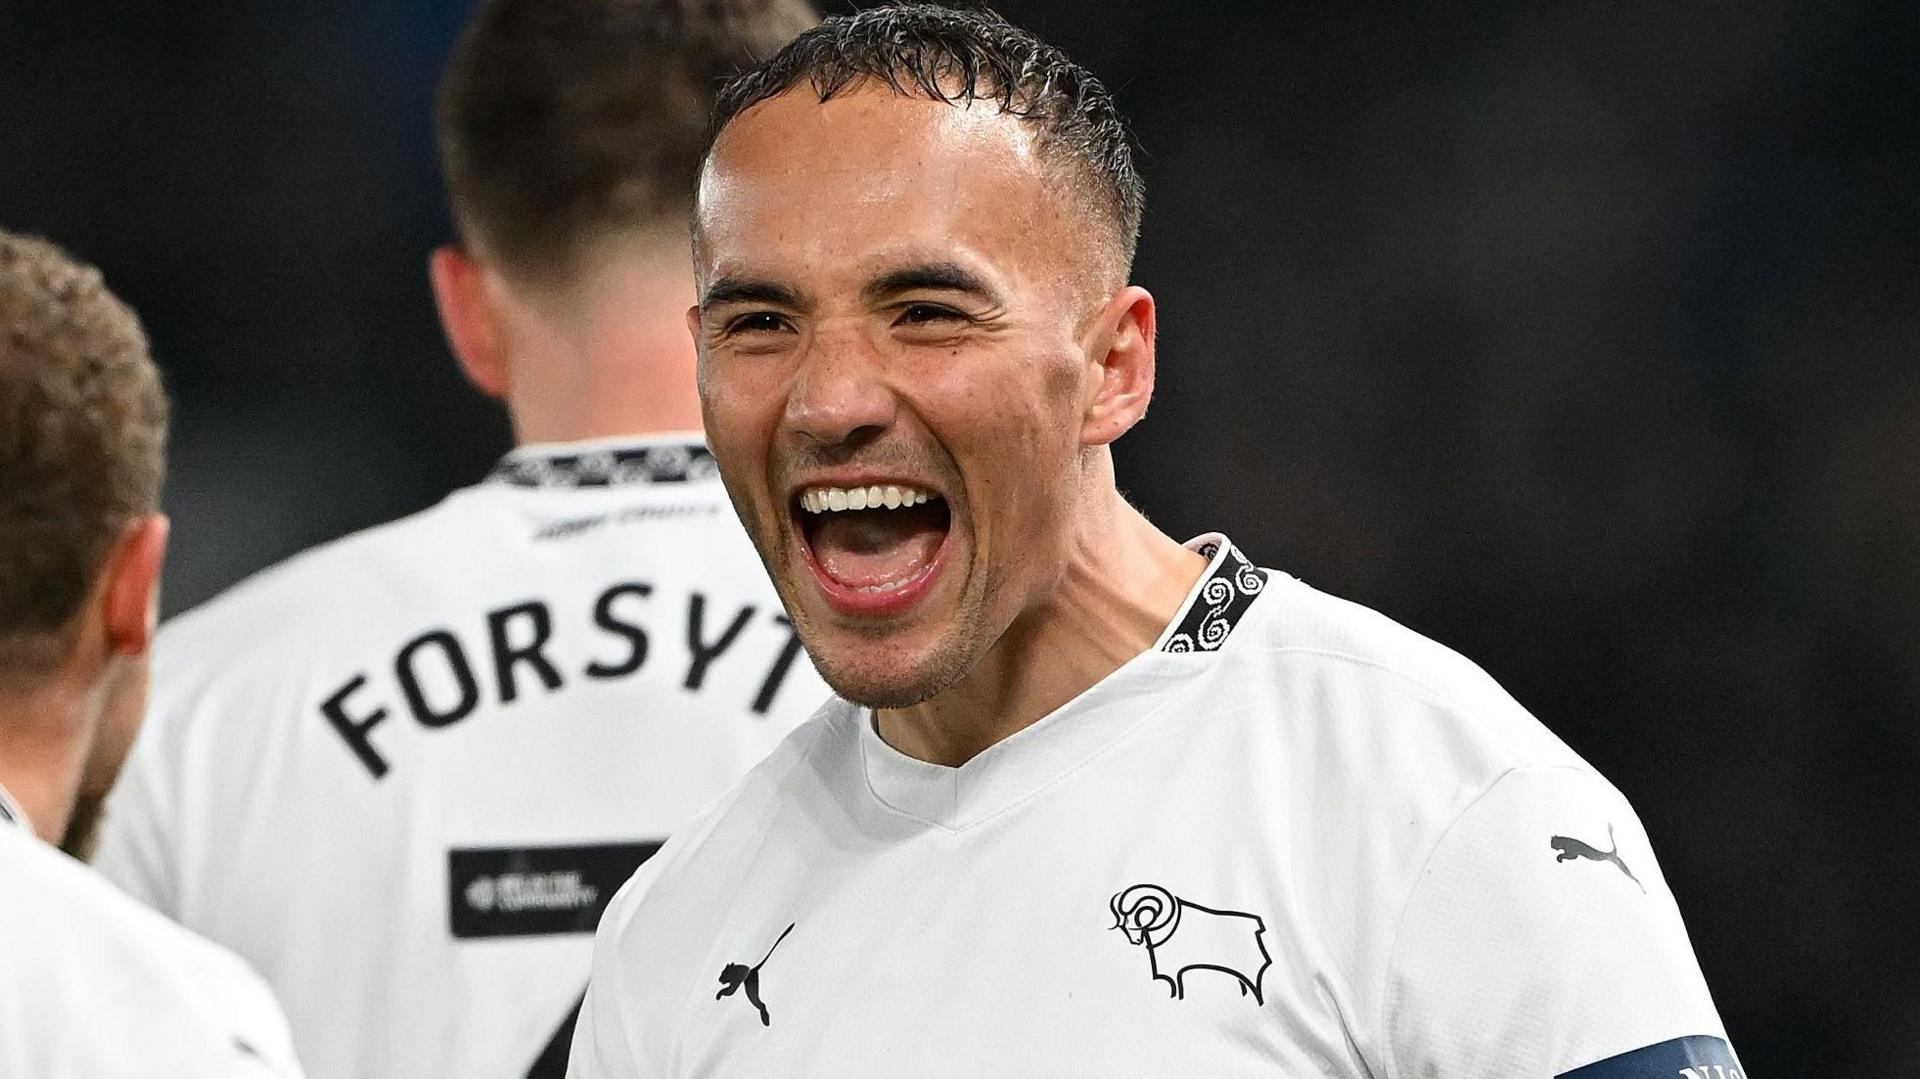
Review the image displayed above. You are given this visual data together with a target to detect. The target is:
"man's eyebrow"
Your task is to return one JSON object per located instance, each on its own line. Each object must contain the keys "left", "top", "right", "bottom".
{"left": 862, "top": 262, "right": 1003, "bottom": 306}
{"left": 699, "top": 275, "right": 809, "bottom": 310}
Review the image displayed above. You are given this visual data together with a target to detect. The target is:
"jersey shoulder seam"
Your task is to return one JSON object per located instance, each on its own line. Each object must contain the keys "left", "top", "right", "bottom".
{"left": 1373, "top": 761, "right": 1596, "bottom": 1079}
{"left": 1243, "top": 644, "right": 1489, "bottom": 717}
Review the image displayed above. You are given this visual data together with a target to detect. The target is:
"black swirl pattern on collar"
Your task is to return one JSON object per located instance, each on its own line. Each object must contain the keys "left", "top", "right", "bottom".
{"left": 1160, "top": 539, "right": 1269, "bottom": 653}
{"left": 488, "top": 441, "right": 718, "bottom": 489}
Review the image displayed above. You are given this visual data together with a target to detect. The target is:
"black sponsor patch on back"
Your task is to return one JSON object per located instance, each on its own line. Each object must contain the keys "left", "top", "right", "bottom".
{"left": 1556, "top": 1034, "right": 1744, "bottom": 1077}
{"left": 449, "top": 841, "right": 661, "bottom": 939}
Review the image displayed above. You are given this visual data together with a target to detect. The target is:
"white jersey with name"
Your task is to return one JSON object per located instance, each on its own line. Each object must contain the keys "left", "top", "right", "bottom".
{"left": 93, "top": 435, "right": 828, "bottom": 1079}
{"left": 571, "top": 535, "right": 1743, "bottom": 1078}
{"left": 0, "top": 784, "right": 303, "bottom": 1077}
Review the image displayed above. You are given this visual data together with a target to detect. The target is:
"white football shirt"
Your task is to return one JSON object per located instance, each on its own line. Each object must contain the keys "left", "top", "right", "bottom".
{"left": 0, "top": 782, "right": 303, "bottom": 1077}
{"left": 571, "top": 535, "right": 1744, "bottom": 1078}
{"left": 93, "top": 434, "right": 828, "bottom": 1078}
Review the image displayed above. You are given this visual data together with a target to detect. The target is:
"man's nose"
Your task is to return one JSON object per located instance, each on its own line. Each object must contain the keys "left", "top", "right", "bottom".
{"left": 784, "top": 326, "right": 895, "bottom": 449}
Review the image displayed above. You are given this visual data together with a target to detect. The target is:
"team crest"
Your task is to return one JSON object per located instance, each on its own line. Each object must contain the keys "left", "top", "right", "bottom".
{"left": 1109, "top": 884, "right": 1272, "bottom": 1005}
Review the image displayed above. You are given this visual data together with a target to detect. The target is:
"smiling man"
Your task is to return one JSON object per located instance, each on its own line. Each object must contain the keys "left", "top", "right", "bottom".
{"left": 569, "top": 6, "right": 1742, "bottom": 1076}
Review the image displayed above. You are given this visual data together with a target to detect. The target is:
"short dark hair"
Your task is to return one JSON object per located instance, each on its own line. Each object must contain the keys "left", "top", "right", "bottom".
{"left": 437, "top": 0, "right": 819, "bottom": 281}
{"left": 708, "top": 3, "right": 1144, "bottom": 276}
{"left": 0, "top": 231, "right": 168, "bottom": 678}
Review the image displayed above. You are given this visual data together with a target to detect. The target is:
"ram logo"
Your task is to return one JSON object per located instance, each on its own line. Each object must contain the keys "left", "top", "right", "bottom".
{"left": 1108, "top": 884, "right": 1272, "bottom": 1005}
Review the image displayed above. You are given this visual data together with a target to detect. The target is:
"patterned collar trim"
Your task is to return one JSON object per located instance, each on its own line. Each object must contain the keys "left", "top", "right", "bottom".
{"left": 0, "top": 781, "right": 26, "bottom": 832}
{"left": 487, "top": 438, "right": 718, "bottom": 489}
{"left": 1156, "top": 534, "right": 1269, "bottom": 653}
{"left": 855, "top": 532, "right": 1273, "bottom": 831}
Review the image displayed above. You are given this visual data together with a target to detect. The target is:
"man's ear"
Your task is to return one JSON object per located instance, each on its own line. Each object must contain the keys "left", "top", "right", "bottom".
{"left": 101, "top": 514, "right": 169, "bottom": 658}
{"left": 685, "top": 303, "right": 704, "bottom": 355}
{"left": 429, "top": 245, "right": 509, "bottom": 400}
{"left": 1081, "top": 285, "right": 1157, "bottom": 447}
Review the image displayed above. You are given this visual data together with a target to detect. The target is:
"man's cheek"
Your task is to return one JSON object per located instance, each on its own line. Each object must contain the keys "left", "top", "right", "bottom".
{"left": 713, "top": 468, "right": 769, "bottom": 544}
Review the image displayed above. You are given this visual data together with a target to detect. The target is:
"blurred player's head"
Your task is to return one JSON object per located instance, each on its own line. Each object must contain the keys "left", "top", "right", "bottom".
{"left": 691, "top": 4, "right": 1157, "bottom": 708}
{"left": 429, "top": 0, "right": 818, "bottom": 443}
{"left": 0, "top": 230, "right": 170, "bottom": 847}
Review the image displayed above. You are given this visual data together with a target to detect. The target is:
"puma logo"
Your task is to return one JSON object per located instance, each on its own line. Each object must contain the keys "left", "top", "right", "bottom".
{"left": 716, "top": 922, "right": 795, "bottom": 1027}
{"left": 1550, "top": 824, "right": 1646, "bottom": 893}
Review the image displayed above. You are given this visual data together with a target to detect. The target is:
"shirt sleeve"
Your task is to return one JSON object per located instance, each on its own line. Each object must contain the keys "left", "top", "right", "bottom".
{"left": 566, "top": 972, "right": 633, "bottom": 1078}
{"left": 1382, "top": 766, "right": 1743, "bottom": 1077}
{"left": 59, "top": 1003, "right": 304, "bottom": 1079}
{"left": 51, "top": 947, "right": 305, "bottom": 1079}
{"left": 567, "top": 864, "right": 664, "bottom": 1078}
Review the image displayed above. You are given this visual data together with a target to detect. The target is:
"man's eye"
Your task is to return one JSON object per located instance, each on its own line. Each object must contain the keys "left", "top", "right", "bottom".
{"left": 897, "top": 303, "right": 966, "bottom": 326}
{"left": 724, "top": 312, "right": 790, "bottom": 335}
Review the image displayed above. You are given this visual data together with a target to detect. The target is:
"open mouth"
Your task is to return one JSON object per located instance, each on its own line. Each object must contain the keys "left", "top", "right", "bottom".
{"left": 792, "top": 482, "right": 952, "bottom": 615}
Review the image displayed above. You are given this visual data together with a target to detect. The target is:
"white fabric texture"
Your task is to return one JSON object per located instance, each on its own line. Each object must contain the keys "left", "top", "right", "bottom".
{"left": 570, "top": 536, "right": 1730, "bottom": 1077}
{"left": 0, "top": 787, "right": 303, "bottom": 1078}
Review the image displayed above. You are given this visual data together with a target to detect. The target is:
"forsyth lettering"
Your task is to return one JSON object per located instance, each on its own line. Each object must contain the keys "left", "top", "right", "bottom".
{"left": 320, "top": 582, "right": 805, "bottom": 778}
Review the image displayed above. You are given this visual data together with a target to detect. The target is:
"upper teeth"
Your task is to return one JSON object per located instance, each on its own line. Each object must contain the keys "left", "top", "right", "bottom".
{"left": 800, "top": 484, "right": 936, "bottom": 513}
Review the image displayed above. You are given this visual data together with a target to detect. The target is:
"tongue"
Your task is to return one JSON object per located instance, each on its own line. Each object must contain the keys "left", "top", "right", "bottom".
{"left": 810, "top": 503, "right": 947, "bottom": 588}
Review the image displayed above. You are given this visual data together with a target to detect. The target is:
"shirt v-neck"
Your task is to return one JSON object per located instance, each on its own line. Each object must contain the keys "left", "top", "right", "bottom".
{"left": 854, "top": 533, "right": 1271, "bottom": 831}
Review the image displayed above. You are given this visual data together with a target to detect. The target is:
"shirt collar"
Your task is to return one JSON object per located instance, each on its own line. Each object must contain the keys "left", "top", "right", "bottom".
{"left": 1153, "top": 533, "right": 1271, "bottom": 653}
{"left": 856, "top": 534, "right": 1271, "bottom": 830}
{"left": 0, "top": 781, "right": 28, "bottom": 833}
{"left": 486, "top": 432, "right": 717, "bottom": 489}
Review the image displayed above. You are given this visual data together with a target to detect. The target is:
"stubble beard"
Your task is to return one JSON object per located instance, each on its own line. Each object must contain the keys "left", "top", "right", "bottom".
{"left": 755, "top": 497, "right": 992, "bottom": 710}
{"left": 59, "top": 793, "right": 105, "bottom": 860}
{"left": 790, "top": 591, "right": 990, "bottom": 711}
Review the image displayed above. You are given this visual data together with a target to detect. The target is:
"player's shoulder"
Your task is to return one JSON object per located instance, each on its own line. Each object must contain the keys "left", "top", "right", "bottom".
{"left": 1234, "top": 568, "right": 1590, "bottom": 777}
{"left": 159, "top": 491, "right": 488, "bottom": 654}
{"left": 1238, "top": 570, "right": 1508, "bottom": 701}
{"left": 612, "top": 698, "right": 853, "bottom": 886}
{"left": 597, "top": 700, "right": 851, "bottom": 936}
{"left": 582, "top": 702, "right": 848, "bottom": 1053}
{"left": 1, "top": 827, "right": 240, "bottom": 968}
{"left": 0, "top": 828, "right": 289, "bottom": 1040}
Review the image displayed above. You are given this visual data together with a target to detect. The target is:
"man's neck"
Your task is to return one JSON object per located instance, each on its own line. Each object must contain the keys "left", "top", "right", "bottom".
{"left": 875, "top": 496, "right": 1206, "bottom": 767}
{"left": 507, "top": 348, "right": 704, "bottom": 445}
{"left": 501, "top": 241, "right": 706, "bottom": 445}
{"left": 0, "top": 682, "right": 86, "bottom": 843}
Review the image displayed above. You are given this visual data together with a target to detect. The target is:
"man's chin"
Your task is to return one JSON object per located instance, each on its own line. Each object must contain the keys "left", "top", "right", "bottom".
{"left": 809, "top": 638, "right": 974, "bottom": 712}
{"left": 787, "top": 575, "right": 986, "bottom": 710}
{"left": 816, "top": 662, "right": 946, "bottom": 711}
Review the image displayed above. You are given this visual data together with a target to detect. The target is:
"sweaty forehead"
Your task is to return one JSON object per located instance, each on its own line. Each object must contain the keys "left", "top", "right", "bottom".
{"left": 694, "top": 85, "right": 1078, "bottom": 290}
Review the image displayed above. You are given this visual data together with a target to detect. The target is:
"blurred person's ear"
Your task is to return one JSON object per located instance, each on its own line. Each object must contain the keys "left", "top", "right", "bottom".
{"left": 101, "top": 514, "right": 169, "bottom": 658}
{"left": 430, "top": 245, "right": 509, "bottom": 399}
{"left": 62, "top": 513, "right": 166, "bottom": 858}
{"left": 1079, "top": 285, "right": 1156, "bottom": 448}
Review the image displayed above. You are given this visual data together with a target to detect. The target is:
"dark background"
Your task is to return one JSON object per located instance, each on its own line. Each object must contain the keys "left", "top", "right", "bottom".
{"left": 5, "top": 1, "right": 1915, "bottom": 1070}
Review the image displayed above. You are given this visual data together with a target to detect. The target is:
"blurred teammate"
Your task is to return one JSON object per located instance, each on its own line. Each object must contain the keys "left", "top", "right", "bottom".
{"left": 0, "top": 230, "right": 303, "bottom": 1076}
{"left": 571, "top": 7, "right": 1744, "bottom": 1077}
{"left": 91, "top": 2, "right": 822, "bottom": 1076}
